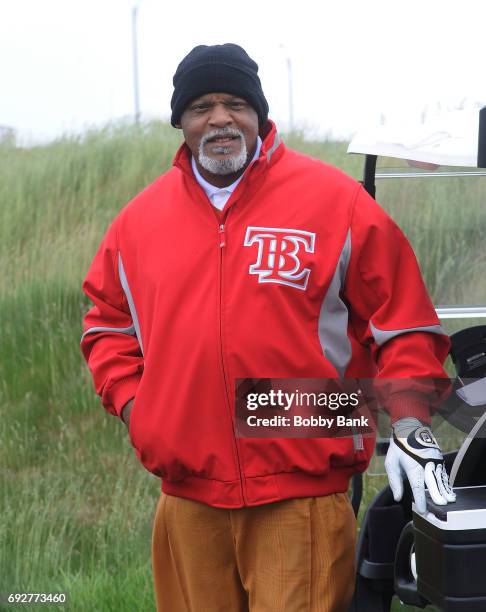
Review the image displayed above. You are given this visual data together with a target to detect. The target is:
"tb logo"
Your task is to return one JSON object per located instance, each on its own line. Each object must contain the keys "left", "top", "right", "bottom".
{"left": 243, "top": 226, "right": 316, "bottom": 290}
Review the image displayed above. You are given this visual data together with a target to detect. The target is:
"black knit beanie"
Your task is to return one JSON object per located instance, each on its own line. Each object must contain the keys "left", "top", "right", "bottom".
{"left": 170, "top": 43, "right": 269, "bottom": 127}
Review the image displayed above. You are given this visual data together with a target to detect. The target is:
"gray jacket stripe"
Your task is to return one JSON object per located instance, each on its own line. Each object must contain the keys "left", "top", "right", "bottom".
{"left": 318, "top": 230, "right": 352, "bottom": 379}
{"left": 118, "top": 253, "right": 144, "bottom": 356}
{"left": 370, "top": 321, "right": 445, "bottom": 347}
{"left": 266, "top": 133, "right": 280, "bottom": 162}
{"left": 81, "top": 324, "right": 135, "bottom": 342}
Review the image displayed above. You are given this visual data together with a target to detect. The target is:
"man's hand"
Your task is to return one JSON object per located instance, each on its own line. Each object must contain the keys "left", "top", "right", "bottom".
{"left": 121, "top": 399, "right": 134, "bottom": 428}
{"left": 385, "top": 417, "right": 456, "bottom": 514}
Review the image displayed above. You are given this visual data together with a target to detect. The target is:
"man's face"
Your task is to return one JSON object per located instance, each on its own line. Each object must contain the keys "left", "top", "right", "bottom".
{"left": 179, "top": 92, "right": 259, "bottom": 186}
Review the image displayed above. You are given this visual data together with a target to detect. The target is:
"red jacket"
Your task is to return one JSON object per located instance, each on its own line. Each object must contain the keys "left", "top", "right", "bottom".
{"left": 81, "top": 121, "right": 450, "bottom": 508}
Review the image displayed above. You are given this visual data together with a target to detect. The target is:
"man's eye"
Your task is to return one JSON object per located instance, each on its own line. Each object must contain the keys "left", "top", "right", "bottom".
{"left": 228, "top": 101, "right": 246, "bottom": 109}
{"left": 191, "top": 104, "right": 209, "bottom": 112}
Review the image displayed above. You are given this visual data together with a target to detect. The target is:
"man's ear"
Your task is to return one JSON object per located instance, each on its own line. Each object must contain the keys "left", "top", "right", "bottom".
{"left": 174, "top": 124, "right": 182, "bottom": 129}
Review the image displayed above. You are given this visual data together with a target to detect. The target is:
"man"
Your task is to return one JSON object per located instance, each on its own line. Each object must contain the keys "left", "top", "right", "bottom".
{"left": 81, "top": 44, "right": 455, "bottom": 611}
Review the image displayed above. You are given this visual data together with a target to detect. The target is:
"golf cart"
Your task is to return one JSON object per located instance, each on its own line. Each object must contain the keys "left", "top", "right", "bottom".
{"left": 347, "top": 105, "right": 486, "bottom": 612}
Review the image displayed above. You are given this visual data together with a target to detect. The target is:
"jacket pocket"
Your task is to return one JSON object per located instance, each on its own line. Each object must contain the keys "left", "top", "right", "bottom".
{"left": 241, "top": 436, "right": 362, "bottom": 477}
{"left": 127, "top": 395, "right": 143, "bottom": 458}
{"left": 328, "top": 437, "right": 360, "bottom": 468}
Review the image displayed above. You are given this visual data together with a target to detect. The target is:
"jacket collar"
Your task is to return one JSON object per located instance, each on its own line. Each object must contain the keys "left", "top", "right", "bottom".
{"left": 172, "top": 119, "right": 284, "bottom": 179}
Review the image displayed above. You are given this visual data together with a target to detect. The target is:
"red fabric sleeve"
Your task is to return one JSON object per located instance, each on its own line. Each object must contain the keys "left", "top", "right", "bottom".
{"left": 81, "top": 220, "right": 143, "bottom": 418}
{"left": 344, "top": 187, "right": 451, "bottom": 425}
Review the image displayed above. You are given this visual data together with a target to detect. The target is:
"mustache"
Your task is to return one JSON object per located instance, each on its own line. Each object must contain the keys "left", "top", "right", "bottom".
{"left": 200, "top": 127, "right": 244, "bottom": 146}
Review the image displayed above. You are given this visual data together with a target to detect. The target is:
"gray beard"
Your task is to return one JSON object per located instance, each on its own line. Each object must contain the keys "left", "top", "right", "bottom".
{"left": 198, "top": 128, "right": 248, "bottom": 175}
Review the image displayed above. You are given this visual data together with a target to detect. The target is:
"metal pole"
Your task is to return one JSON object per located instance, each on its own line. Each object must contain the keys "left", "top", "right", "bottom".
{"left": 279, "top": 44, "right": 295, "bottom": 133}
{"left": 132, "top": 5, "right": 141, "bottom": 125}
{"left": 286, "top": 56, "right": 294, "bottom": 132}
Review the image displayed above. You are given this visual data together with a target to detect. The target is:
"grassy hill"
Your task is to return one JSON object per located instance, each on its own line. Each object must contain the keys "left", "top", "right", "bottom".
{"left": 1, "top": 120, "right": 484, "bottom": 611}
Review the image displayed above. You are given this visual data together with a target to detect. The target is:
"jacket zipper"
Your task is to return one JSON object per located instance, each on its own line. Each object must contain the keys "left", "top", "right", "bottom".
{"left": 219, "top": 224, "right": 226, "bottom": 247}
{"left": 218, "top": 220, "right": 246, "bottom": 504}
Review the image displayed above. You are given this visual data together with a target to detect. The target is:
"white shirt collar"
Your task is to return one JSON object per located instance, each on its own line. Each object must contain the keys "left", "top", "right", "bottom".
{"left": 191, "top": 135, "right": 262, "bottom": 200}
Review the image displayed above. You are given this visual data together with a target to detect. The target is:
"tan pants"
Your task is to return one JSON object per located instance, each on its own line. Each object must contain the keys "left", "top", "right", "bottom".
{"left": 152, "top": 492, "right": 357, "bottom": 612}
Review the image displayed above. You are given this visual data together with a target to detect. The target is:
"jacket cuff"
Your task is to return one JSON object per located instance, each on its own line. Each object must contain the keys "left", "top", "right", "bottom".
{"left": 107, "top": 374, "right": 141, "bottom": 418}
{"left": 387, "top": 392, "right": 431, "bottom": 425}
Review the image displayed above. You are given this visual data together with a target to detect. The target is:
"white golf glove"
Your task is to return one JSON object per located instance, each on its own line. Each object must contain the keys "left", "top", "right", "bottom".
{"left": 385, "top": 417, "right": 456, "bottom": 514}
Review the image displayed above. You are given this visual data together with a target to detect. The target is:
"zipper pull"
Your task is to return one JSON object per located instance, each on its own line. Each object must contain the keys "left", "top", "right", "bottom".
{"left": 219, "top": 224, "right": 226, "bottom": 248}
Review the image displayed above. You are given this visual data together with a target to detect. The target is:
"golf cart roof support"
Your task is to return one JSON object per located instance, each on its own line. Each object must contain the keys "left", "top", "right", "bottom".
{"left": 479, "top": 107, "right": 486, "bottom": 168}
{"left": 362, "top": 154, "right": 377, "bottom": 198}
{"left": 436, "top": 306, "right": 486, "bottom": 319}
{"left": 375, "top": 170, "right": 486, "bottom": 179}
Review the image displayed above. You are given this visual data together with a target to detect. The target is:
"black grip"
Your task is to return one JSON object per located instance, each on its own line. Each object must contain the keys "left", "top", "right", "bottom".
{"left": 478, "top": 106, "right": 486, "bottom": 168}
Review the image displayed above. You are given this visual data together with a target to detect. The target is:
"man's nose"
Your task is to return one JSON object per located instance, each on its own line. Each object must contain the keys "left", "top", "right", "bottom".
{"left": 208, "top": 103, "right": 233, "bottom": 127}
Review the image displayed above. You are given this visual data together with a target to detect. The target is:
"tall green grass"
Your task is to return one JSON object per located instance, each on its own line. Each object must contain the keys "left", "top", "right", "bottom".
{"left": 0, "top": 121, "right": 180, "bottom": 611}
{"left": 1, "top": 121, "right": 484, "bottom": 611}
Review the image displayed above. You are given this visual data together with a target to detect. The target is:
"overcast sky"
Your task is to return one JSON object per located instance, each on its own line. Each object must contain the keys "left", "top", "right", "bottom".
{"left": 1, "top": 0, "right": 485, "bottom": 144}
